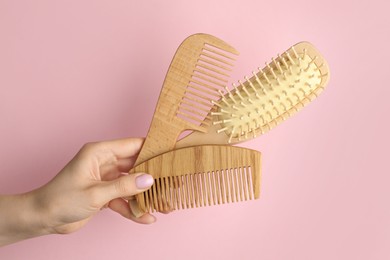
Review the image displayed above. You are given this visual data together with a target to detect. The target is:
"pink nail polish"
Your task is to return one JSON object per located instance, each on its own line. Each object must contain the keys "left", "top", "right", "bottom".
{"left": 135, "top": 174, "right": 154, "bottom": 189}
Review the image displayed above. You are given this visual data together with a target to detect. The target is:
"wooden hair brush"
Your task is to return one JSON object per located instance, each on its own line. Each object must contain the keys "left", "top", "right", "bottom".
{"left": 176, "top": 41, "right": 330, "bottom": 147}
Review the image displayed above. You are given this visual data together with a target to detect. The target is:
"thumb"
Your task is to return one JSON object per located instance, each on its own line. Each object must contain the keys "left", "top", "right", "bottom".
{"left": 100, "top": 173, "right": 154, "bottom": 202}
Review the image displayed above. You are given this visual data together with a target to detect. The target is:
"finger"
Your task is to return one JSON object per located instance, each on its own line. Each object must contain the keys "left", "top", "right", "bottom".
{"left": 117, "top": 157, "right": 137, "bottom": 172}
{"left": 129, "top": 194, "right": 173, "bottom": 216}
{"left": 98, "top": 173, "right": 154, "bottom": 203}
{"left": 160, "top": 210, "right": 173, "bottom": 214}
{"left": 99, "top": 138, "right": 144, "bottom": 159}
{"left": 108, "top": 198, "right": 156, "bottom": 224}
{"left": 100, "top": 170, "right": 122, "bottom": 182}
{"left": 100, "top": 158, "right": 136, "bottom": 181}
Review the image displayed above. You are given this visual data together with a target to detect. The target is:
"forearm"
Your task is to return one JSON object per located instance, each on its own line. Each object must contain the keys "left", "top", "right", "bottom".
{"left": 0, "top": 192, "right": 50, "bottom": 247}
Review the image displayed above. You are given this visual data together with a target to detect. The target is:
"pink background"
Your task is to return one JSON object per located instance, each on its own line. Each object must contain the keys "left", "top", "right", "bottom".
{"left": 1, "top": 0, "right": 389, "bottom": 259}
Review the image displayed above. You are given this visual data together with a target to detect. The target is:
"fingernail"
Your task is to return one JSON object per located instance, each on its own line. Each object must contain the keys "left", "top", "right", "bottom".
{"left": 135, "top": 174, "right": 154, "bottom": 189}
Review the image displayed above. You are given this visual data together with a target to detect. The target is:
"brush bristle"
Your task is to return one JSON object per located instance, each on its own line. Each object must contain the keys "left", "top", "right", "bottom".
{"left": 212, "top": 42, "right": 329, "bottom": 143}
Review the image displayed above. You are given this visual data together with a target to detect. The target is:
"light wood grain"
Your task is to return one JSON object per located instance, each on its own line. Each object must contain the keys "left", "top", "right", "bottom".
{"left": 130, "top": 145, "right": 261, "bottom": 215}
{"left": 129, "top": 39, "right": 329, "bottom": 216}
{"left": 134, "top": 33, "right": 239, "bottom": 166}
{"left": 176, "top": 41, "right": 330, "bottom": 147}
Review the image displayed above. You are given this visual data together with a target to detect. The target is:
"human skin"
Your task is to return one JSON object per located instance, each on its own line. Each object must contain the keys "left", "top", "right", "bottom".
{"left": 0, "top": 138, "right": 156, "bottom": 247}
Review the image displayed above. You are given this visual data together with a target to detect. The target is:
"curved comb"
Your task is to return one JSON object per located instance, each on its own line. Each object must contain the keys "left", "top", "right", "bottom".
{"left": 134, "top": 34, "right": 239, "bottom": 165}
{"left": 130, "top": 145, "right": 261, "bottom": 215}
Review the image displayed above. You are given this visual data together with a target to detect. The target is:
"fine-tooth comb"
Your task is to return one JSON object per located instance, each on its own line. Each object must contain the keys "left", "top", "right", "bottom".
{"left": 129, "top": 145, "right": 261, "bottom": 215}
{"left": 175, "top": 41, "right": 330, "bottom": 147}
{"left": 134, "top": 33, "right": 239, "bottom": 166}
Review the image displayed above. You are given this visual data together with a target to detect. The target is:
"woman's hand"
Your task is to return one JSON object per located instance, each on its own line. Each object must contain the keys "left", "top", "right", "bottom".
{"left": 0, "top": 138, "right": 155, "bottom": 247}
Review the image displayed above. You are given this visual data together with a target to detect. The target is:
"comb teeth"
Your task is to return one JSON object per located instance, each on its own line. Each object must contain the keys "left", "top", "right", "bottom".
{"left": 212, "top": 42, "right": 329, "bottom": 143}
{"left": 140, "top": 166, "right": 256, "bottom": 213}
{"left": 131, "top": 145, "right": 261, "bottom": 216}
{"left": 176, "top": 43, "right": 238, "bottom": 131}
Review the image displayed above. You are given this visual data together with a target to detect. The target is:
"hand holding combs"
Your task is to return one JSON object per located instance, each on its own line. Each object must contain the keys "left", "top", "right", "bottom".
{"left": 129, "top": 34, "right": 330, "bottom": 216}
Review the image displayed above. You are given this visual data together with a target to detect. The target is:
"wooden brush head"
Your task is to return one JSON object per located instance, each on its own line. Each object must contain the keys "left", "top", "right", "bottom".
{"left": 130, "top": 145, "right": 261, "bottom": 216}
{"left": 216, "top": 41, "right": 330, "bottom": 143}
{"left": 176, "top": 41, "right": 330, "bottom": 147}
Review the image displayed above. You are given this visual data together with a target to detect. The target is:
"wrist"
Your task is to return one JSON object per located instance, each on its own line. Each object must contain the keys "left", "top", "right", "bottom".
{"left": 0, "top": 191, "right": 51, "bottom": 246}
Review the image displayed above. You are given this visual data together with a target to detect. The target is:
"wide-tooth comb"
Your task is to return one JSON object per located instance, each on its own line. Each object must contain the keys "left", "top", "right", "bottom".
{"left": 134, "top": 34, "right": 239, "bottom": 165}
{"left": 175, "top": 41, "right": 330, "bottom": 147}
{"left": 129, "top": 145, "right": 261, "bottom": 215}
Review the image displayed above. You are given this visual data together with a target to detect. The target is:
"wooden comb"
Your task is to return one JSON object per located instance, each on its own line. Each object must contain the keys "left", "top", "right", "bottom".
{"left": 134, "top": 34, "right": 239, "bottom": 166}
{"left": 176, "top": 41, "right": 330, "bottom": 147}
{"left": 129, "top": 145, "right": 261, "bottom": 215}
